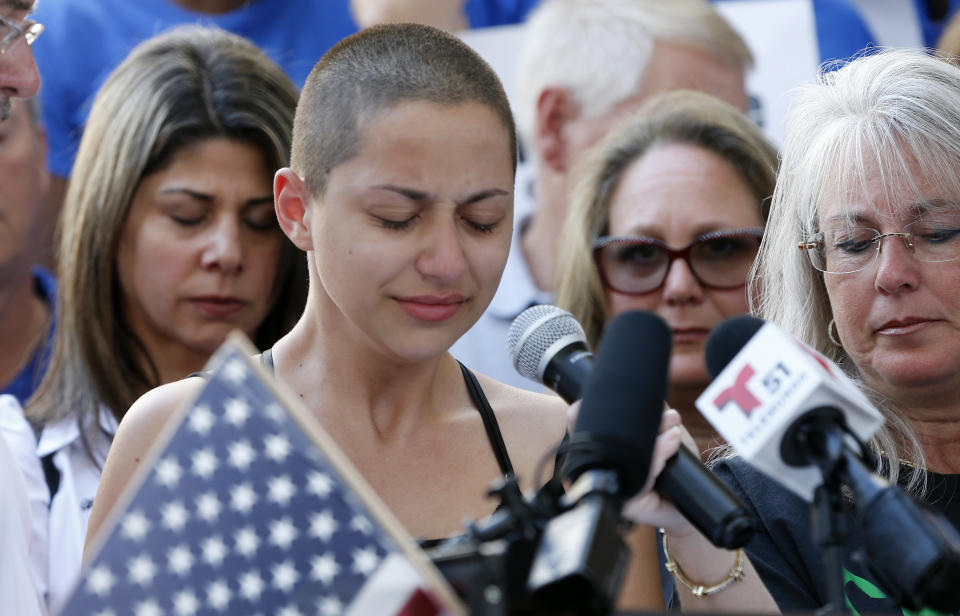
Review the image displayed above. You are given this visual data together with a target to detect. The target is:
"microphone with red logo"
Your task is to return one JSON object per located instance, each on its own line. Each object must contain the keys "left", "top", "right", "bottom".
{"left": 697, "top": 315, "right": 884, "bottom": 499}
{"left": 698, "top": 315, "right": 960, "bottom": 612}
{"left": 509, "top": 305, "right": 757, "bottom": 549}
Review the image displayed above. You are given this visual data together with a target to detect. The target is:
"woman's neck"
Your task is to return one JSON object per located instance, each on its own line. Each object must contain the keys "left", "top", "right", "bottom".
{"left": 901, "top": 412, "right": 960, "bottom": 475}
{"left": 272, "top": 297, "right": 459, "bottom": 442}
{"left": 140, "top": 339, "right": 211, "bottom": 387}
{"left": 868, "top": 379, "right": 960, "bottom": 474}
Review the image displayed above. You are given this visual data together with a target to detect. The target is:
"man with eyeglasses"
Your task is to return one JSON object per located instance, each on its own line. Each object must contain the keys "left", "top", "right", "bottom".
{"left": 0, "top": 1, "right": 44, "bottom": 615}
{"left": 0, "top": 0, "right": 40, "bottom": 120}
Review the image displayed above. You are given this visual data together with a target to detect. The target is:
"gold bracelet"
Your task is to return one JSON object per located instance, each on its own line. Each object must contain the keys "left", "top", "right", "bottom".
{"left": 660, "top": 528, "right": 745, "bottom": 598}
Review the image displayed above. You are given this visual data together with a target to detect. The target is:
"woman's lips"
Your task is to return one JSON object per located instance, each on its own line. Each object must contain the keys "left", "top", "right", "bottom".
{"left": 189, "top": 296, "right": 248, "bottom": 318}
{"left": 671, "top": 327, "right": 710, "bottom": 344}
{"left": 875, "top": 318, "right": 937, "bottom": 336}
{"left": 395, "top": 295, "right": 467, "bottom": 322}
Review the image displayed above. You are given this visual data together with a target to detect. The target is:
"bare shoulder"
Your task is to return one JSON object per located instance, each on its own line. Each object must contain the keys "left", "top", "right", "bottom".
{"left": 115, "top": 378, "right": 206, "bottom": 455}
{"left": 471, "top": 373, "right": 569, "bottom": 486}
{"left": 475, "top": 374, "right": 568, "bottom": 426}
{"left": 84, "top": 377, "right": 205, "bottom": 561}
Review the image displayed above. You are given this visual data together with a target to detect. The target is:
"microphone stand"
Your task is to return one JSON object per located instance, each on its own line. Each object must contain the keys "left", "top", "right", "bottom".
{"left": 784, "top": 407, "right": 960, "bottom": 614}
{"left": 788, "top": 408, "right": 852, "bottom": 615}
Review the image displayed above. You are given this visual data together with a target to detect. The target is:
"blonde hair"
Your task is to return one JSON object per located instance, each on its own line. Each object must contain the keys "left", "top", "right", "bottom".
{"left": 514, "top": 0, "right": 753, "bottom": 153}
{"left": 751, "top": 49, "right": 960, "bottom": 493}
{"left": 556, "top": 90, "right": 777, "bottom": 349}
{"left": 28, "top": 26, "right": 306, "bottom": 450}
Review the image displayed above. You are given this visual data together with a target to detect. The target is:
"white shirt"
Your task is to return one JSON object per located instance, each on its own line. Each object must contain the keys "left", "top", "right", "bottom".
{"left": 0, "top": 412, "right": 44, "bottom": 616}
{"left": 0, "top": 395, "right": 116, "bottom": 615}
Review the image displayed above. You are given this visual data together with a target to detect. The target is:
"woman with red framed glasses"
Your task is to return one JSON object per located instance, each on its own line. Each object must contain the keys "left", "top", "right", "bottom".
{"left": 556, "top": 89, "right": 778, "bottom": 454}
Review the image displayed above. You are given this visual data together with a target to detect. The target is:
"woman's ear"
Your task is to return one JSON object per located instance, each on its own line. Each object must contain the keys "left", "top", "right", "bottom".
{"left": 274, "top": 168, "right": 314, "bottom": 251}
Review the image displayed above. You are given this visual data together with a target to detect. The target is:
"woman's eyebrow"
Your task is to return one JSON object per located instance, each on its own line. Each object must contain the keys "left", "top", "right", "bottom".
{"left": 910, "top": 198, "right": 960, "bottom": 216}
{"left": 158, "top": 188, "right": 273, "bottom": 205}
{"left": 371, "top": 184, "right": 431, "bottom": 203}
{"left": 457, "top": 188, "right": 509, "bottom": 206}
{"left": 823, "top": 212, "right": 871, "bottom": 226}
{"left": 160, "top": 187, "right": 213, "bottom": 202}
{"left": 245, "top": 196, "right": 275, "bottom": 206}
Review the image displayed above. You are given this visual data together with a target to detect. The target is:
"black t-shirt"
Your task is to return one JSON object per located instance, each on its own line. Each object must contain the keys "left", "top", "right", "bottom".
{"left": 714, "top": 457, "right": 960, "bottom": 615}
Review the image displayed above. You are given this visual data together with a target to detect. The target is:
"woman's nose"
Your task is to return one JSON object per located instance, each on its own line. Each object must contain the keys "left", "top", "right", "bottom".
{"left": 662, "top": 258, "right": 704, "bottom": 305}
{"left": 416, "top": 218, "right": 468, "bottom": 283}
{"left": 873, "top": 234, "right": 920, "bottom": 294}
{"left": 201, "top": 218, "right": 244, "bottom": 273}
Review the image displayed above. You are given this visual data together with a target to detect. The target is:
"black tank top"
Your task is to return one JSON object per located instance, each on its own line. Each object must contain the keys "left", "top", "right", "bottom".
{"left": 257, "top": 348, "right": 515, "bottom": 477}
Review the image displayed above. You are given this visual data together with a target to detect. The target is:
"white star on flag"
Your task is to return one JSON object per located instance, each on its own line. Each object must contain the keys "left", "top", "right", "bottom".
{"left": 224, "top": 397, "right": 251, "bottom": 426}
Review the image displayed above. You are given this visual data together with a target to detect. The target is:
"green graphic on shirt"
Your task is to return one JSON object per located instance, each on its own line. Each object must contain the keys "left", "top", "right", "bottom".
{"left": 843, "top": 568, "right": 949, "bottom": 616}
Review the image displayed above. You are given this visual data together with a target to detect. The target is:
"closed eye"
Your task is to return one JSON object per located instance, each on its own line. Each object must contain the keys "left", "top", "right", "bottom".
{"left": 377, "top": 214, "right": 420, "bottom": 230}
{"left": 170, "top": 213, "right": 205, "bottom": 227}
{"left": 242, "top": 202, "right": 277, "bottom": 232}
{"left": 835, "top": 238, "right": 875, "bottom": 253}
{"left": 919, "top": 227, "right": 960, "bottom": 244}
{"left": 463, "top": 215, "right": 503, "bottom": 234}
{"left": 829, "top": 228, "right": 878, "bottom": 254}
{"left": 468, "top": 221, "right": 496, "bottom": 233}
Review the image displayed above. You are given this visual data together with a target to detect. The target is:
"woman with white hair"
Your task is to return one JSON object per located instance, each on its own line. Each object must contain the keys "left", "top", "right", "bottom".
{"left": 713, "top": 48, "right": 960, "bottom": 613}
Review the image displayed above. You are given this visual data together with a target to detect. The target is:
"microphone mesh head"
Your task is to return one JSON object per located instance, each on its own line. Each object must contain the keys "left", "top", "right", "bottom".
{"left": 508, "top": 304, "right": 587, "bottom": 380}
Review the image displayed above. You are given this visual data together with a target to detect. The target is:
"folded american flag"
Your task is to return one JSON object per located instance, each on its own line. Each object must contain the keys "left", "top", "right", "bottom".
{"left": 61, "top": 337, "right": 464, "bottom": 616}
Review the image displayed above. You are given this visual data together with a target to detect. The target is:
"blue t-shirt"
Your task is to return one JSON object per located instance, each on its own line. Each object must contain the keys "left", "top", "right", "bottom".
{"left": 31, "top": 0, "right": 543, "bottom": 180}
{"left": 810, "top": 0, "right": 876, "bottom": 64}
{"left": 31, "top": 0, "right": 358, "bottom": 178}
{"left": 1, "top": 267, "right": 56, "bottom": 406}
{"left": 465, "top": 0, "right": 540, "bottom": 27}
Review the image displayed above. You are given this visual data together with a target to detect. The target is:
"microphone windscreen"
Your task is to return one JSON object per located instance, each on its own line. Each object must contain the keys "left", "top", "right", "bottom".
{"left": 508, "top": 305, "right": 587, "bottom": 381}
{"left": 705, "top": 315, "right": 765, "bottom": 379}
{"left": 568, "top": 310, "right": 671, "bottom": 497}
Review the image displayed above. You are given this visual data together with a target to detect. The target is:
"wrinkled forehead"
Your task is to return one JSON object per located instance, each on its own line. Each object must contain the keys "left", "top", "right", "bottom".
{"left": 817, "top": 144, "right": 960, "bottom": 227}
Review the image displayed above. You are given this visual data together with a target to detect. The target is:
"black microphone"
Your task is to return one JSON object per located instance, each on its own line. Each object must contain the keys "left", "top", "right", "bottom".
{"left": 527, "top": 310, "right": 670, "bottom": 613}
{"left": 705, "top": 315, "right": 960, "bottom": 612}
{"left": 508, "top": 305, "right": 757, "bottom": 548}
{"left": 566, "top": 309, "right": 672, "bottom": 499}
{"left": 508, "top": 304, "right": 593, "bottom": 404}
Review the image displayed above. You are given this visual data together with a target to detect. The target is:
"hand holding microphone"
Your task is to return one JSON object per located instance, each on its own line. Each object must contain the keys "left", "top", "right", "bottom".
{"left": 508, "top": 305, "right": 756, "bottom": 549}
{"left": 618, "top": 408, "right": 698, "bottom": 531}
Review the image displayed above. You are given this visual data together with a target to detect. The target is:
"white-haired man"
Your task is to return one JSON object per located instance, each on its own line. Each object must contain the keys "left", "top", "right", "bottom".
{"left": 451, "top": 0, "right": 753, "bottom": 389}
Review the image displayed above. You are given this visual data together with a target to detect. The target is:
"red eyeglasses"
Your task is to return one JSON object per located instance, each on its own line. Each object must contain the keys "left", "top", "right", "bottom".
{"left": 592, "top": 228, "right": 764, "bottom": 295}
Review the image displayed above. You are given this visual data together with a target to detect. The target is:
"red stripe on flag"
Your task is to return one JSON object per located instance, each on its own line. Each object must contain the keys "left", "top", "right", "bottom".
{"left": 396, "top": 588, "right": 442, "bottom": 616}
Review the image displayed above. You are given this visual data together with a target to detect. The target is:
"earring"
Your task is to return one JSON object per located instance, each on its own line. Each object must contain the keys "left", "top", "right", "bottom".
{"left": 827, "top": 318, "right": 841, "bottom": 347}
